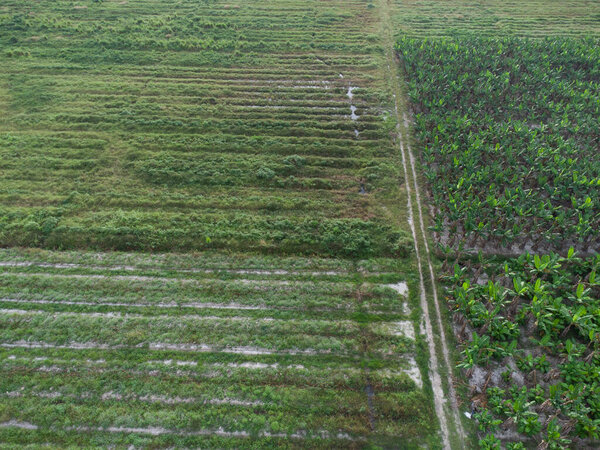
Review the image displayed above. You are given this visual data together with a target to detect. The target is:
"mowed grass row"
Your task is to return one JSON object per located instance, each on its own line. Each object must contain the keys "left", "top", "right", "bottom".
{"left": 2, "top": 0, "right": 381, "bottom": 53}
{"left": 0, "top": 0, "right": 410, "bottom": 258}
{"left": 0, "top": 248, "right": 414, "bottom": 317}
{"left": 0, "top": 247, "right": 406, "bottom": 273}
{"left": 0, "top": 249, "right": 436, "bottom": 446}
{"left": 0, "top": 271, "right": 406, "bottom": 312}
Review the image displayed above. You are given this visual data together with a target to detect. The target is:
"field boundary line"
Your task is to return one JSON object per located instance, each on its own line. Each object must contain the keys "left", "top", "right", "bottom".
{"left": 378, "top": 0, "right": 465, "bottom": 448}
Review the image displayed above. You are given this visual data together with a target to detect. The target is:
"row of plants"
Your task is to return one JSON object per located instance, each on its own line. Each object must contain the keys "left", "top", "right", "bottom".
{"left": 4, "top": 47, "right": 377, "bottom": 67}
{"left": 0, "top": 312, "right": 413, "bottom": 357}
{"left": 397, "top": 36, "right": 599, "bottom": 254}
{"left": 0, "top": 246, "right": 412, "bottom": 280}
{"left": 0, "top": 271, "right": 410, "bottom": 320}
{"left": 1, "top": 130, "right": 392, "bottom": 160}
{"left": 446, "top": 252, "right": 600, "bottom": 448}
{"left": 0, "top": 207, "right": 412, "bottom": 257}
{"left": 397, "top": 35, "right": 600, "bottom": 447}
{"left": 0, "top": 349, "right": 417, "bottom": 393}
{"left": 1, "top": 2, "right": 380, "bottom": 54}
{"left": 0, "top": 247, "right": 364, "bottom": 272}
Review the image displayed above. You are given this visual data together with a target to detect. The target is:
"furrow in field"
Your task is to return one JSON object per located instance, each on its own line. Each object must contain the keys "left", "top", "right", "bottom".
{"left": 2, "top": 390, "right": 264, "bottom": 407}
{"left": 0, "top": 342, "right": 341, "bottom": 356}
{"left": 0, "top": 260, "right": 351, "bottom": 277}
{"left": 0, "top": 421, "right": 363, "bottom": 442}
{"left": 0, "top": 356, "right": 421, "bottom": 389}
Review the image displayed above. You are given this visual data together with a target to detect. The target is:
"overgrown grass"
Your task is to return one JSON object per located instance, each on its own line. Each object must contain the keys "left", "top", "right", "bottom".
{"left": 0, "top": 0, "right": 446, "bottom": 446}
{"left": 0, "top": 0, "right": 410, "bottom": 258}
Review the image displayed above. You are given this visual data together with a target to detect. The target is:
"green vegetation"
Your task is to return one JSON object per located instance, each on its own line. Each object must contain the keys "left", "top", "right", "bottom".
{"left": 4, "top": 0, "right": 599, "bottom": 447}
{"left": 446, "top": 252, "right": 600, "bottom": 448}
{"left": 392, "top": 0, "right": 600, "bottom": 38}
{"left": 397, "top": 34, "right": 600, "bottom": 448}
{"left": 0, "top": 248, "right": 435, "bottom": 447}
{"left": 0, "top": 0, "right": 445, "bottom": 447}
{"left": 0, "top": 0, "right": 410, "bottom": 258}
{"left": 398, "top": 36, "right": 599, "bottom": 254}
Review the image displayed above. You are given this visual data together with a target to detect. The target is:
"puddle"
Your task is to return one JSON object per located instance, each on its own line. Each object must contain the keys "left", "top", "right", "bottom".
{"left": 375, "top": 357, "right": 422, "bottom": 389}
{"left": 0, "top": 420, "right": 38, "bottom": 430}
{"left": 403, "top": 357, "right": 423, "bottom": 388}
{"left": 347, "top": 86, "right": 357, "bottom": 100}
{"left": 365, "top": 383, "right": 375, "bottom": 430}
{"left": 354, "top": 129, "right": 359, "bottom": 137}
{"left": 391, "top": 321, "right": 415, "bottom": 340}
{"left": 221, "top": 362, "right": 305, "bottom": 370}
{"left": 372, "top": 320, "right": 415, "bottom": 340}
{"left": 385, "top": 282, "right": 409, "bottom": 297}
{"left": 350, "top": 105, "right": 359, "bottom": 121}
{"left": 228, "top": 362, "right": 277, "bottom": 369}
{"left": 151, "top": 359, "right": 199, "bottom": 367}
{"left": 402, "top": 111, "right": 411, "bottom": 128}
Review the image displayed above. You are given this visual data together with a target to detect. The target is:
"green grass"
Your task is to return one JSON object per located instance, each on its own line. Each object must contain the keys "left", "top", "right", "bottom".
{"left": 0, "top": 0, "right": 412, "bottom": 258}
{"left": 0, "top": 247, "right": 436, "bottom": 446}
{"left": 4, "top": 0, "right": 598, "bottom": 447}
{"left": 0, "top": 1, "right": 447, "bottom": 446}
{"left": 392, "top": 0, "right": 600, "bottom": 38}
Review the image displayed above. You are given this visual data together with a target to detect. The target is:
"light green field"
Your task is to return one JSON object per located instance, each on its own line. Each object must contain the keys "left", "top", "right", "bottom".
{"left": 0, "top": 247, "right": 439, "bottom": 447}
{"left": 0, "top": 0, "right": 412, "bottom": 258}
{"left": 392, "top": 0, "right": 600, "bottom": 37}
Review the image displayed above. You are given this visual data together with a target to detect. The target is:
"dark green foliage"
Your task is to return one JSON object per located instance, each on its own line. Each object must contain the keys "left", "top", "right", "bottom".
{"left": 397, "top": 36, "right": 600, "bottom": 253}
{"left": 398, "top": 34, "right": 600, "bottom": 448}
{"left": 446, "top": 252, "right": 600, "bottom": 447}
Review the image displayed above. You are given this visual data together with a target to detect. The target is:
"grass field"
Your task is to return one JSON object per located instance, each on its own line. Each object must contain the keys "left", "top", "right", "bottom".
{"left": 392, "top": 0, "right": 600, "bottom": 38}
{"left": 0, "top": 248, "right": 438, "bottom": 447}
{"left": 0, "top": 0, "right": 412, "bottom": 258}
{"left": 0, "top": 0, "right": 452, "bottom": 447}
